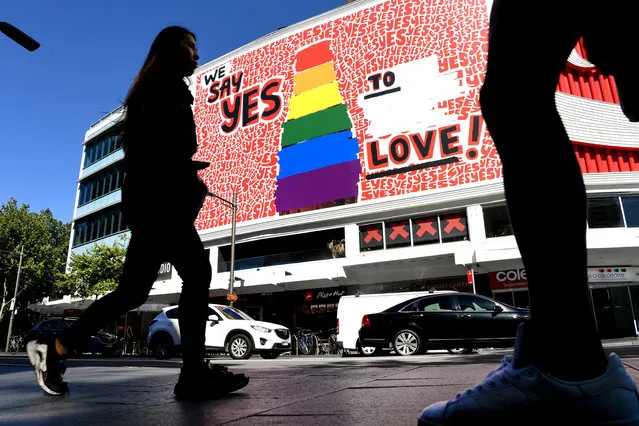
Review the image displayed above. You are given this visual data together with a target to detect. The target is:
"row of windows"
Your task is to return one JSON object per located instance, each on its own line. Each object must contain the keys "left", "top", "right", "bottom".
{"left": 72, "top": 206, "right": 128, "bottom": 248}
{"left": 483, "top": 195, "right": 639, "bottom": 238}
{"left": 218, "top": 228, "right": 344, "bottom": 272}
{"left": 359, "top": 211, "right": 469, "bottom": 252}
{"left": 587, "top": 196, "right": 639, "bottom": 228}
{"left": 83, "top": 131, "right": 123, "bottom": 168}
{"left": 78, "top": 165, "right": 124, "bottom": 206}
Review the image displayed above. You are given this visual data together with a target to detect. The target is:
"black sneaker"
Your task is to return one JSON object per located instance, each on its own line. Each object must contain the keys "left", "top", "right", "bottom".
{"left": 26, "top": 337, "right": 69, "bottom": 396}
{"left": 174, "top": 361, "right": 249, "bottom": 400}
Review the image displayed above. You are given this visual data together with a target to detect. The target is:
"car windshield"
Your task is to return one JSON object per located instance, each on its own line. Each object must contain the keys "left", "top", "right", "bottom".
{"left": 215, "top": 306, "right": 254, "bottom": 321}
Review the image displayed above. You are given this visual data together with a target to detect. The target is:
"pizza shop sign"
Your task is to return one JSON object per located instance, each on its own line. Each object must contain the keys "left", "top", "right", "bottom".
{"left": 303, "top": 289, "right": 346, "bottom": 302}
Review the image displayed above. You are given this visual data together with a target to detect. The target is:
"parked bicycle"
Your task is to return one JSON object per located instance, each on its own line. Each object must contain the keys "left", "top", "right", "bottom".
{"left": 316, "top": 328, "right": 342, "bottom": 355}
{"left": 292, "top": 328, "right": 319, "bottom": 355}
{"left": 8, "top": 334, "right": 26, "bottom": 352}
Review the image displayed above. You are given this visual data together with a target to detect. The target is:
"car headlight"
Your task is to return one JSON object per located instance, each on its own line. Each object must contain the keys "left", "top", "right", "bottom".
{"left": 250, "top": 325, "right": 272, "bottom": 333}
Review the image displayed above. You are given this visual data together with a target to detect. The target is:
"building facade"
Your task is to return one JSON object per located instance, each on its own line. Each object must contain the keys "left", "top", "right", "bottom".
{"left": 38, "top": 0, "right": 639, "bottom": 341}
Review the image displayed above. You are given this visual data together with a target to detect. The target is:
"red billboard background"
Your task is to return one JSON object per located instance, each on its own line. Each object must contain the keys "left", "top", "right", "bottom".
{"left": 192, "top": 0, "right": 639, "bottom": 231}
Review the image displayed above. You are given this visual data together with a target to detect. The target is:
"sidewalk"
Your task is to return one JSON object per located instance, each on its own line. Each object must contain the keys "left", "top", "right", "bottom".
{"left": 1, "top": 347, "right": 638, "bottom": 425}
{"left": 601, "top": 336, "right": 639, "bottom": 347}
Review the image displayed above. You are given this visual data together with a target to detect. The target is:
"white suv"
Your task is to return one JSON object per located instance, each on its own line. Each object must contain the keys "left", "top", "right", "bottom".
{"left": 147, "top": 304, "right": 291, "bottom": 360}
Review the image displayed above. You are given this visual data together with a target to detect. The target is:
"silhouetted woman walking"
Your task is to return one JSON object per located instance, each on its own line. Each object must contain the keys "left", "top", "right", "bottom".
{"left": 27, "top": 26, "right": 248, "bottom": 400}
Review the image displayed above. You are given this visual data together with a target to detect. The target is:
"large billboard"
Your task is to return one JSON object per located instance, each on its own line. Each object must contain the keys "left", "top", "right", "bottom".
{"left": 192, "top": 0, "right": 639, "bottom": 230}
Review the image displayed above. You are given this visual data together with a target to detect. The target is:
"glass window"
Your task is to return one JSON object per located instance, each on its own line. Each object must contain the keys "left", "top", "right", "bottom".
{"left": 483, "top": 205, "right": 513, "bottom": 237}
{"left": 384, "top": 219, "right": 411, "bottom": 248}
{"left": 416, "top": 295, "right": 454, "bottom": 312}
{"left": 96, "top": 217, "right": 103, "bottom": 239}
{"left": 165, "top": 308, "right": 178, "bottom": 319}
{"left": 109, "top": 212, "right": 115, "bottom": 235}
{"left": 85, "top": 183, "right": 93, "bottom": 203}
{"left": 588, "top": 197, "right": 624, "bottom": 228}
{"left": 216, "top": 306, "right": 253, "bottom": 320}
{"left": 83, "top": 146, "right": 92, "bottom": 167}
{"left": 78, "top": 186, "right": 86, "bottom": 205}
{"left": 83, "top": 185, "right": 90, "bottom": 204}
{"left": 359, "top": 223, "right": 384, "bottom": 251}
{"left": 74, "top": 223, "right": 85, "bottom": 246}
{"left": 96, "top": 140, "right": 104, "bottom": 160}
{"left": 412, "top": 216, "right": 440, "bottom": 245}
{"left": 440, "top": 212, "right": 469, "bottom": 242}
{"left": 71, "top": 206, "right": 127, "bottom": 248}
{"left": 458, "top": 295, "right": 496, "bottom": 312}
{"left": 513, "top": 290, "right": 530, "bottom": 309}
{"left": 622, "top": 196, "right": 639, "bottom": 228}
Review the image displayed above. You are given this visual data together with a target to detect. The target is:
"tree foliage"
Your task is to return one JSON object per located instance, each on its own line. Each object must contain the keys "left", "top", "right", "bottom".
{"left": 0, "top": 198, "right": 70, "bottom": 324}
{"left": 56, "top": 235, "right": 127, "bottom": 299}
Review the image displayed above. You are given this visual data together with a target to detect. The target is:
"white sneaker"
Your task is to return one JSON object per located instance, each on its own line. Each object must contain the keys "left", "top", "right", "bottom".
{"left": 418, "top": 353, "right": 639, "bottom": 425}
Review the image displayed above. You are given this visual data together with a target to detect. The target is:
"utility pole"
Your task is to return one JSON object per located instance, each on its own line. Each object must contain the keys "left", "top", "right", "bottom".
{"left": 5, "top": 245, "right": 24, "bottom": 352}
{"left": 229, "top": 192, "right": 237, "bottom": 306}
{"left": 207, "top": 191, "right": 238, "bottom": 306}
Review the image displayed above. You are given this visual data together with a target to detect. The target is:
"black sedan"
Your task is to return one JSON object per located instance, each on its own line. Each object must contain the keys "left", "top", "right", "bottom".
{"left": 26, "top": 317, "right": 119, "bottom": 355}
{"left": 358, "top": 293, "right": 530, "bottom": 356}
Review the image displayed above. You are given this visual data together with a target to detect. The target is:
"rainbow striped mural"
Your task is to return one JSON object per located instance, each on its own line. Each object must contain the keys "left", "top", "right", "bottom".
{"left": 275, "top": 40, "right": 359, "bottom": 213}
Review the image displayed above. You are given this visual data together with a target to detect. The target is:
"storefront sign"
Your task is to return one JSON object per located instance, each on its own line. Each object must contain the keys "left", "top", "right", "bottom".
{"left": 304, "top": 291, "right": 313, "bottom": 302}
{"left": 489, "top": 269, "right": 528, "bottom": 291}
{"left": 316, "top": 289, "right": 346, "bottom": 300}
{"left": 588, "top": 267, "right": 633, "bottom": 283}
{"left": 424, "top": 276, "right": 473, "bottom": 292}
{"left": 157, "top": 262, "right": 172, "bottom": 281}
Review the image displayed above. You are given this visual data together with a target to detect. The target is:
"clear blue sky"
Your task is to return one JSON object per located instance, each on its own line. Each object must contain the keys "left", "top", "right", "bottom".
{"left": 1, "top": 0, "right": 343, "bottom": 223}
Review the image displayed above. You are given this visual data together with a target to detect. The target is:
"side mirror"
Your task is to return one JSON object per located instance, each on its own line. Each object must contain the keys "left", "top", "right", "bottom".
{"left": 492, "top": 305, "right": 503, "bottom": 315}
{"left": 208, "top": 314, "right": 220, "bottom": 322}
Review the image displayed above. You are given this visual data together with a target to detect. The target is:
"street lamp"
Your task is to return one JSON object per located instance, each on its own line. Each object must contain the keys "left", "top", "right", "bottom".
{"left": 207, "top": 191, "right": 238, "bottom": 306}
{"left": 1, "top": 246, "right": 24, "bottom": 352}
{"left": 0, "top": 22, "right": 40, "bottom": 52}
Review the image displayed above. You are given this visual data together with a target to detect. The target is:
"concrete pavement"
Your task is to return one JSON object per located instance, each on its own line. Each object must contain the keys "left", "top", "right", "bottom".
{"left": 1, "top": 346, "right": 639, "bottom": 425}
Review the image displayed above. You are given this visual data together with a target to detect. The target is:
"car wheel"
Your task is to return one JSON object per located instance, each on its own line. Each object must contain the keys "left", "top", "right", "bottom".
{"left": 260, "top": 351, "right": 280, "bottom": 360}
{"left": 228, "top": 334, "right": 253, "bottom": 360}
{"left": 447, "top": 347, "right": 474, "bottom": 354}
{"left": 393, "top": 330, "right": 421, "bottom": 356}
{"left": 357, "top": 344, "right": 380, "bottom": 357}
{"left": 151, "top": 334, "right": 174, "bottom": 360}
